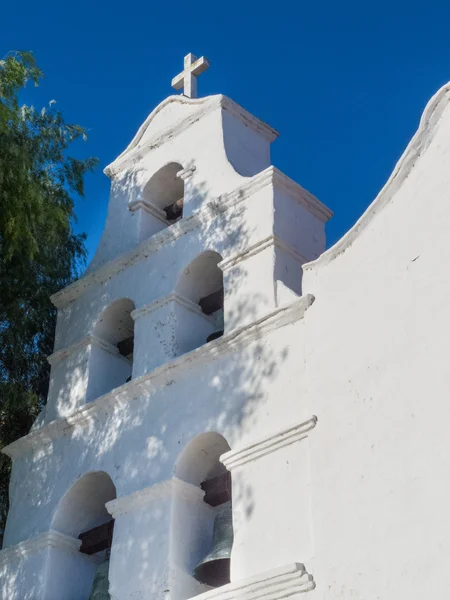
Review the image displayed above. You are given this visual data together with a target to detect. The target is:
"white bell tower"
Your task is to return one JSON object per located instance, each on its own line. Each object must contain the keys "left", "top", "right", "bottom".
{"left": 1, "top": 55, "right": 332, "bottom": 600}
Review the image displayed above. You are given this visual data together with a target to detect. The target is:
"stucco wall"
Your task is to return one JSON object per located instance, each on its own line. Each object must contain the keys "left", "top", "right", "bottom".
{"left": 5, "top": 318, "right": 309, "bottom": 545}
{"left": 300, "top": 98, "right": 450, "bottom": 598}
{"left": 3, "top": 84, "right": 450, "bottom": 600}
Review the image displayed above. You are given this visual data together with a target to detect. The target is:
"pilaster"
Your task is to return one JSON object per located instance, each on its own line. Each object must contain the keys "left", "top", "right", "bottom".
{"left": 131, "top": 293, "right": 219, "bottom": 377}
{"left": 221, "top": 236, "right": 305, "bottom": 329}
{"left": 129, "top": 197, "right": 172, "bottom": 242}
{"left": 0, "top": 530, "right": 97, "bottom": 600}
{"left": 106, "top": 478, "right": 209, "bottom": 600}
{"left": 221, "top": 418, "right": 317, "bottom": 582}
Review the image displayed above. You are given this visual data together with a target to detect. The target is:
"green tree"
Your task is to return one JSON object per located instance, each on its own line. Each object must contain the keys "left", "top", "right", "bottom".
{"left": 0, "top": 51, "right": 97, "bottom": 545}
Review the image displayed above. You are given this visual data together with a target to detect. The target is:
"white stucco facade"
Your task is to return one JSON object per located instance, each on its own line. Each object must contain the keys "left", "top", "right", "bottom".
{"left": 2, "top": 80, "right": 450, "bottom": 600}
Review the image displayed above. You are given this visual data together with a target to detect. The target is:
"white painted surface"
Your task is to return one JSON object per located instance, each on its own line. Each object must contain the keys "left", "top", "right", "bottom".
{"left": 3, "top": 81, "right": 450, "bottom": 600}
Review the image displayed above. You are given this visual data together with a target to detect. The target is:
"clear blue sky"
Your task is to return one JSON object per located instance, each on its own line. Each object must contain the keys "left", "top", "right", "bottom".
{"left": 2, "top": 0, "right": 450, "bottom": 262}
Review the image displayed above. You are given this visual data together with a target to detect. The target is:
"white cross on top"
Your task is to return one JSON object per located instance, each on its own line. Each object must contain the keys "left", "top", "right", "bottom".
{"left": 171, "top": 53, "right": 210, "bottom": 99}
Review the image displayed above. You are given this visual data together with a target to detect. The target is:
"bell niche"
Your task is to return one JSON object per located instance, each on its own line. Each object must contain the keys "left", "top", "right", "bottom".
{"left": 193, "top": 482, "right": 233, "bottom": 587}
{"left": 133, "top": 162, "right": 185, "bottom": 243}
{"left": 172, "top": 433, "right": 233, "bottom": 599}
{"left": 175, "top": 251, "right": 225, "bottom": 355}
{"left": 86, "top": 298, "right": 135, "bottom": 402}
{"left": 49, "top": 472, "right": 116, "bottom": 600}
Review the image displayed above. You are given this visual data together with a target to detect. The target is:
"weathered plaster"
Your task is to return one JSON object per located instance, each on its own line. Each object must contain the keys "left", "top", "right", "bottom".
{"left": 3, "top": 79, "right": 450, "bottom": 600}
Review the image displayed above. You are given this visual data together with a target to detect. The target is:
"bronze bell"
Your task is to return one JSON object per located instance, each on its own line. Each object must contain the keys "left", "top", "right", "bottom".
{"left": 88, "top": 559, "right": 111, "bottom": 600}
{"left": 193, "top": 505, "right": 233, "bottom": 587}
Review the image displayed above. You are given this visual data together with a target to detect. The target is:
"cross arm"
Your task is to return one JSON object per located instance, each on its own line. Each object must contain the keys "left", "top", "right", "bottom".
{"left": 190, "top": 56, "right": 210, "bottom": 76}
{"left": 171, "top": 73, "right": 184, "bottom": 90}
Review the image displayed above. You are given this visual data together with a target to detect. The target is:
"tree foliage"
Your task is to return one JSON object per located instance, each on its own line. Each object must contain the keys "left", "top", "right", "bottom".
{"left": 0, "top": 51, "right": 97, "bottom": 544}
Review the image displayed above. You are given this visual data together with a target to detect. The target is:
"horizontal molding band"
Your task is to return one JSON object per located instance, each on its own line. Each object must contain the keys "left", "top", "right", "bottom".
{"left": 51, "top": 166, "right": 330, "bottom": 309}
{"left": 52, "top": 233, "right": 302, "bottom": 361}
{"left": 221, "top": 417, "right": 317, "bottom": 471}
{"left": 50, "top": 294, "right": 214, "bottom": 364}
{"left": 191, "top": 562, "right": 315, "bottom": 600}
{"left": 0, "top": 530, "right": 81, "bottom": 566}
{"left": 128, "top": 198, "right": 168, "bottom": 223}
{"left": 48, "top": 334, "right": 131, "bottom": 367}
{"left": 131, "top": 292, "right": 215, "bottom": 323}
{"left": 219, "top": 235, "right": 307, "bottom": 272}
{"left": 3, "top": 295, "right": 315, "bottom": 460}
{"left": 106, "top": 477, "right": 205, "bottom": 518}
{"left": 54, "top": 236, "right": 301, "bottom": 360}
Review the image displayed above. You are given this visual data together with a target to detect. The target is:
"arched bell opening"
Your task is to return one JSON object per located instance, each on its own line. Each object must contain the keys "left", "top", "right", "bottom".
{"left": 50, "top": 471, "right": 116, "bottom": 599}
{"left": 86, "top": 298, "right": 136, "bottom": 402}
{"left": 139, "top": 162, "right": 185, "bottom": 240}
{"left": 174, "top": 251, "right": 225, "bottom": 356}
{"left": 171, "top": 433, "right": 233, "bottom": 599}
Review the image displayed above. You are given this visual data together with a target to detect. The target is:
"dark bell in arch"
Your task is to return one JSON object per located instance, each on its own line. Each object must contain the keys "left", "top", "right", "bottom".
{"left": 193, "top": 505, "right": 233, "bottom": 587}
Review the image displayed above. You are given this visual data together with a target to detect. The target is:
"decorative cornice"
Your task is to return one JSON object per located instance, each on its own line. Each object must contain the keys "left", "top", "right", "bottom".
{"left": 128, "top": 198, "right": 168, "bottom": 223}
{"left": 304, "top": 81, "right": 450, "bottom": 272}
{"left": 270, "top": 168, "right": 333, "bottom": 223}
{"left": 221, "top": 417, "right": 317, "bottom": 471}
{"left": 208, "top": 167, "right": 332, "bottom": 225}
{"left": 48, "top": 334, "right": 130, "bottom": 367}
{"left": 50, "top": 166, "right": 329, "bottom": 310}
{"left": 0, "top": 530, "right": 81, "bottom": 566}
{"left": 3, "top": 295, "right": 315, "bottom": 460}
{"left": 106, "top": 481, "right": 170, "bottom": 517}
{"left": 219, "top": 235, "right": 307, "bottom": 272}
{"left": 106, "top": 478, "right": 204, "bottom": 518}
{"left": 190, "top": 563, "right": 314, "bottom": 600}
{"left": 131, "top": 292, "right": 215, "bottom": 323}
{"left": 220, "top": 96, "right": 279, "bottom": 143}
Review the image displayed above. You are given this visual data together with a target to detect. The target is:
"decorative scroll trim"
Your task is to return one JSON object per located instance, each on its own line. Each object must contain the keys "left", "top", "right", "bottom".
{"left": 221, "top": 417, "right": 317, "bottom": 471}
{"left": 219, "top": 235, "right": 307, "bottom": 272}
{"left": 105, "top": 95, "right": 278, "bottom": 178}
{"left": 106, "top": 478, "right": 204, "bottom": 518}
{"left": 131, "top": 292, "right": 215, "bottom": 324}
{"left": 3, "top": 295, "right": 315, "bottom": 460}
{"left": 51, "top": 166, "right": 330, "bottom": 309}
{"left": 0, "top": 530, "right": 81, "bottom": 566}
{"left": 304, "top": 82, "right": 450, "bottom": 272}
{"left": 191, "top": 562, "right": 315, "bottom": 600}
{"left": 48, "top": 334, "right": 131, "bottom": 367}
{"left": 106, "top": 100, "right": 214, "bottom": 178}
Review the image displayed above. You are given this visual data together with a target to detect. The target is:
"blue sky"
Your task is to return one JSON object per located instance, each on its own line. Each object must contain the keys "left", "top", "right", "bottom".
{"left": 2, "top": 0, "right": 450, "bottom": 263}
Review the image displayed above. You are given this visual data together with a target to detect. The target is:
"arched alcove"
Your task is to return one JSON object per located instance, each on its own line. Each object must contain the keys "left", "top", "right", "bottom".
{"left": 138, "top": 162, "right": 185, "bottom": 240}
{"left": 52, "top": 472, "right": 116, "bottom": 536}
{"left": 174, "top": 252, "right": 225, "bottom": 355}
{"left": 50, "top": 471, "right": 116, "bottom": 599}
{"left": 171, "top": 433, "right": 232, "bottom": 600}
{"left": 175, "top": 433, "right": 230, "bottom": 486}
{"left": 144, "top": 162, "right": 184, "bottom": 217}
{"left": 86, "top": 298, "right": 136, "bottom": 402}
